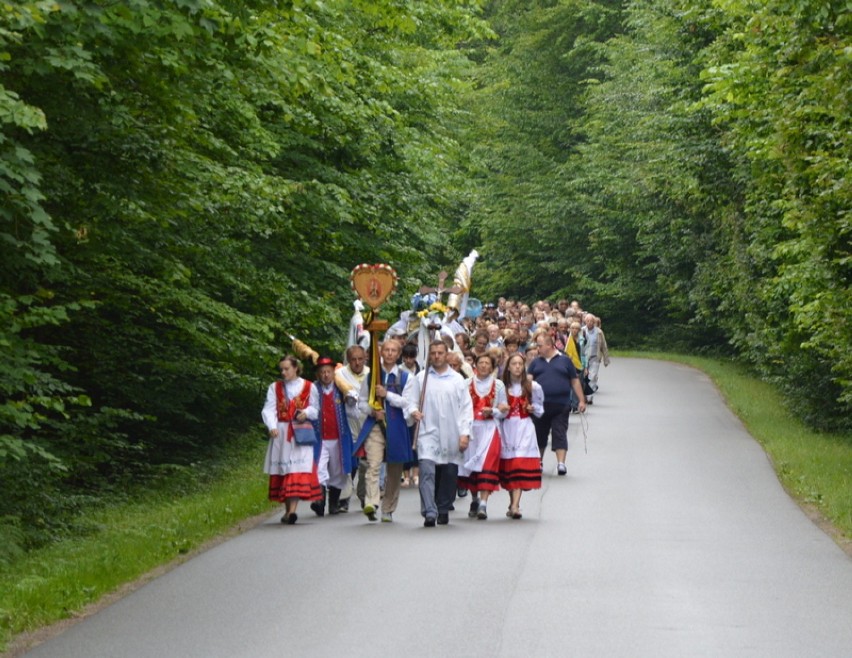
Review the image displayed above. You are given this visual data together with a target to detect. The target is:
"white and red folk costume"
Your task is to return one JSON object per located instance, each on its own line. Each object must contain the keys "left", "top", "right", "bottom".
{"left": 458, "top": 375, "right": 506, "bottom": 493}
{"left": 262, "top": 377, "right": 322, "bottom": 502}
{"left": 499, "top": 380, "right": 544, "bottom": 490}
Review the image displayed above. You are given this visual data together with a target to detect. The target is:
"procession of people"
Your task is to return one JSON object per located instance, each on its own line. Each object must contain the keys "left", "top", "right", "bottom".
{"left": 261, "top": 284, "right": 611, "bottom": 526}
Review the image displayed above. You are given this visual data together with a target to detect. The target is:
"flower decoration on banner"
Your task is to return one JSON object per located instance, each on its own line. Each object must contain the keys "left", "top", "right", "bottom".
{"left": 417, "top": 301, "right": 449, "bottom": 319}
{"left": 410, "top": 292, "right": 437, "bottom": 312}
{"left": 350, "top": 263, "right": 398, "bottom": 311}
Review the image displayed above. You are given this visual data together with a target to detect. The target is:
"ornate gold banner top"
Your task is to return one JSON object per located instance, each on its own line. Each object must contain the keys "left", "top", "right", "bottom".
{"left": 350, "top": 263, "right": 398, "bottom": 311}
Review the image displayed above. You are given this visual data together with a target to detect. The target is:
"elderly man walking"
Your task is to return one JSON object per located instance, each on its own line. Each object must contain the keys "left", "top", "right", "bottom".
{"left": 582, "top": 314, "right": 610, "bottom": 404}
{"left": 354, "top": 340, "right": 418, "bottom": 523}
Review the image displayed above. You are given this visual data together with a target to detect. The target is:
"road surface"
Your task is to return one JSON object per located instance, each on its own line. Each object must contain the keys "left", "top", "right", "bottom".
{"left": 23, "top": 358, "right": 852, "bottom": 657}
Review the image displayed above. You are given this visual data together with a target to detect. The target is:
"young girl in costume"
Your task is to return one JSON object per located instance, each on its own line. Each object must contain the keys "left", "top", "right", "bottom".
{"left": 499, "top": 353, "right": 543, "bottom": 519}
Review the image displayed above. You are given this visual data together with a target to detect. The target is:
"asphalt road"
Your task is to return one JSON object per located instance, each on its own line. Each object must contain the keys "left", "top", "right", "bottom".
{"left": 23, "top": 358, "right": 852, "bottom": 657}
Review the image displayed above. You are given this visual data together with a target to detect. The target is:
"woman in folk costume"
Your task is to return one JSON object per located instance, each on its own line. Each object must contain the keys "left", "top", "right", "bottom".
{"left": 458, "top": 352, "right": 508, "bottom": 520}
{"left": 261, "top": 355, "right": 322, "bottom": 525}
{"left": 499, "top": 353, "right": 544, "bottom": 519}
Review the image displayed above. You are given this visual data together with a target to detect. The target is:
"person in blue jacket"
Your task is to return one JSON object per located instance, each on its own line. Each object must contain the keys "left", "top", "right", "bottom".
{"left": 310, "top": 356, "right": 354, "bottom": 517}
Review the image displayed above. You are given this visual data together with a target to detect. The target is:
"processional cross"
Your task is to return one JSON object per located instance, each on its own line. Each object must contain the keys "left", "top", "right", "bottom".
{"left": 411, "top": 271, "right": 464, "bottom": 448}
{"left": 419, "top": 271, "right": 463, "bottom": 327}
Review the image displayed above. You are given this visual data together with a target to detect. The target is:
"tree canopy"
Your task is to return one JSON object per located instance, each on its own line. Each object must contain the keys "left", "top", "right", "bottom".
{"left": 464, "top": 0, "right": 849, "bottom": 427}
{"left": 0, "top": 0, "right": 489, "bottom": 552}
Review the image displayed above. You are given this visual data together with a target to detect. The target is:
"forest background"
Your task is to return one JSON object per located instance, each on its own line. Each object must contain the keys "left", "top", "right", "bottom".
{"left": 1, "top": 0, "right": 849, "bottom": 563}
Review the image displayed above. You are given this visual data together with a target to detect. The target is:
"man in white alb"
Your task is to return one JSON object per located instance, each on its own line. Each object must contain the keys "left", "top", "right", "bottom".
{"left": 411, "top": 341, "right": 473, "bottom": 527}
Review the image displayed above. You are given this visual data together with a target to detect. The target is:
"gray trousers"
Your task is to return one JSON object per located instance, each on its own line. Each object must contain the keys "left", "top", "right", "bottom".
{"left": 587, "top": 355, "right": 601, "bottom": 393}
{"left": 418, "top": 459, "right": 458, "bottom": 518}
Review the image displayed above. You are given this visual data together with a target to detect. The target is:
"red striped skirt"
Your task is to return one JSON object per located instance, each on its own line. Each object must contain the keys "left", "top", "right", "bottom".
{"left": 458, "top": 432, "right": 502, "bottom": 493}
{"left": 268, "top": 469, "right": 322, "bottom": 502}
{"left": 499, "top": 457, "right": 542, "bottom": 491}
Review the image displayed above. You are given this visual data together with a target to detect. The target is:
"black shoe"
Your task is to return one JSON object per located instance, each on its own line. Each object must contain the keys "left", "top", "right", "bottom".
{"left": 457, "top": 487, "right": 468, "bottom": 498}
{"left": 311, "top": 486, "right": 327, "bottom": 516}
{"left": 286, "top": 512, "right": 298, "bottom": 525}
{"left": 424, "top": 516, "right": 436, "bottom": 527}
{"left": 328, "top": 487, "right": 341, "bottom": 515}
{"left": 437, "top": 513, "right": 449, "bottom": 525}
{"left": 468, "top": 499, "right": 480, "bottom": 518}
{"left": 337, "top": 499, "right": 349, "bottom": 514}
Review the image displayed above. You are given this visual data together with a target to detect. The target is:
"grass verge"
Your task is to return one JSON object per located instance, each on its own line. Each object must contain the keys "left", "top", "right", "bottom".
{"left": 0, "top": 437, "right": 274, "bottom": 654}
{"left": 621, "top": 351, "right": 852, "bottom": 545}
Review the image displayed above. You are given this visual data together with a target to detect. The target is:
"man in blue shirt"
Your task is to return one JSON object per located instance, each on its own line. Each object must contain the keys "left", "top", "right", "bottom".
{"left": 527, "top": 333, "right": 587, "bottom": 475}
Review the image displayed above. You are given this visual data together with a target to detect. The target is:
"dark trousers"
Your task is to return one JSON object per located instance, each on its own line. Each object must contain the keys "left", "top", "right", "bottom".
{"left": 532, "top": 402, "right": 571, "bottom": 454}
{"left": 418, "top": 459, "right": 458, "bottom": 518}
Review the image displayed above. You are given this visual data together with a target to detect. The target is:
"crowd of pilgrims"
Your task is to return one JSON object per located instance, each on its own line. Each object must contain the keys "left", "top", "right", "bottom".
{"left": 262, "top": 297, "right": 611, "bottom": 527}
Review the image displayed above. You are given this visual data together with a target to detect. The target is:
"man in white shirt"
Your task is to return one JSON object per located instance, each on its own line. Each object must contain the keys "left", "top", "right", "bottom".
{"left": 335, "top": 345, "right": 369, "bottom": 512}
{"left": 411, "top": 341, "right": 474, "bottom": 526}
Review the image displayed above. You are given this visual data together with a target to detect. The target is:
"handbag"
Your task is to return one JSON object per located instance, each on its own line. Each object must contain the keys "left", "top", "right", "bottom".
{"left": 292, "top": 421, "right": 317, "bottom": 446}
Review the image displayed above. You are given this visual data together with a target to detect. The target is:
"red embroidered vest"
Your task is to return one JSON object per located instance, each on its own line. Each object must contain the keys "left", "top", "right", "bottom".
{"left": 470, "top": 378, "right": 496, "bottom": 421}
{"left": 275, "top": 379, "right": 312, "bottom": 422}
{"left": 320, "top": 389, "right": 340, "bottom": 440}
{"left": 507, "top": 393, "right": 530, "bottom": 419}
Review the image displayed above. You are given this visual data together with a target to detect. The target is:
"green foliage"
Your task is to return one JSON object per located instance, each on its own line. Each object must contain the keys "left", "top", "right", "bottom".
{"left": 0, "top": 2, "right": 93, "bottom": 471}
{"left": 463, "top": 0, "right": 624, "bottom": 300}
{"left": 1, "top": 0, "right": 489, "bottom": 549}
{"left": 462, "top": 0, "right": 849, "bottom": 426}
{"left": 699, "top": 0, "right": 851, "bottom": 426}
{"left": 568, "top": 0, "right": 739, "bottom": 348}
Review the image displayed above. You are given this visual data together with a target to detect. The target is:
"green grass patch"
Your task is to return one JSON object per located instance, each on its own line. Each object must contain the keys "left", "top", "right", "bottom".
{"left": 0, "top": 437, "right": 274, "bottom": 652}
{"left": 621, "top": 351, "right": 852, "bottom": 541}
